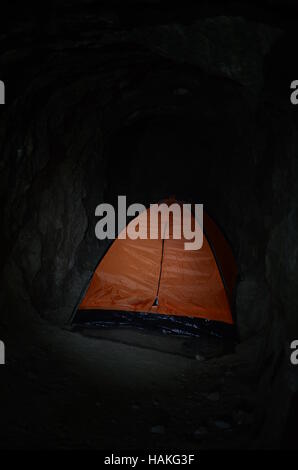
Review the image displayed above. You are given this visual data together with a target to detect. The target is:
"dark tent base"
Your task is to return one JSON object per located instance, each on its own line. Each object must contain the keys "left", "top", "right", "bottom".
{"left": 72, "top": 309, "right": 237, "bottom": 340}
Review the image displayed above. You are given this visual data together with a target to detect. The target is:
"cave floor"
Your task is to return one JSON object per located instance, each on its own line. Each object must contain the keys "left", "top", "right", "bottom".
{"left": 0, "top": 321, "right": 259, "bottom": 449}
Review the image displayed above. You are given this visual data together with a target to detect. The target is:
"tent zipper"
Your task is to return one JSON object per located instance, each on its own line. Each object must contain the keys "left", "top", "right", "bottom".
{"left": 153, "top": 233, "right": 165, "bottom": 306}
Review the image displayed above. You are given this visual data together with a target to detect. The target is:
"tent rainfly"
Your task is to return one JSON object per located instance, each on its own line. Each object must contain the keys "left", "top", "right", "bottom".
{"left": 78, "top": 200, "right": 237, "bottom": 325}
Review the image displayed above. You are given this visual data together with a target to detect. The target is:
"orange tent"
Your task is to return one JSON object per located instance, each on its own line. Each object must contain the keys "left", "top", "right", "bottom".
{"left": 78, "top": 201, "right": 237, "bottom": 324}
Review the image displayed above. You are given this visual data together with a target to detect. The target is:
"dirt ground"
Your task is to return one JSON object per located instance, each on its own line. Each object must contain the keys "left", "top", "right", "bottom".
{"left": 0, "top": 320, "right": 259, "bottom": 450}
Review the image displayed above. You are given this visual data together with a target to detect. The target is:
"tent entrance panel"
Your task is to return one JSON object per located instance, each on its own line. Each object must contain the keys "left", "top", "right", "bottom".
{"left": 79, "top": 235, "right": 163, "bottom": 313}
{"left": 149, "top": 232, "right": 233, "bottom": 324}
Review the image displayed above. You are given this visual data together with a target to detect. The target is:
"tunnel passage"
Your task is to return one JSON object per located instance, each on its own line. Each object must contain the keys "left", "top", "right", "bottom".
{"left": 1, "top": 6, "right": 298, "bottom": 449}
